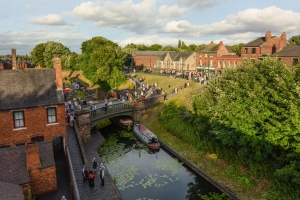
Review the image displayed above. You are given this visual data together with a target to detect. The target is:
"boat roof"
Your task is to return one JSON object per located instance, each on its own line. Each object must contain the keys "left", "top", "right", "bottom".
{"left": 135, "top": 124, "right": 157, "bottom": 138}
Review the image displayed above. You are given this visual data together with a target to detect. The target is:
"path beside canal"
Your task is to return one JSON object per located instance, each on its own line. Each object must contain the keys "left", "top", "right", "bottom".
{"left": 66, "top": 125, "right": 122, "bottom": 200}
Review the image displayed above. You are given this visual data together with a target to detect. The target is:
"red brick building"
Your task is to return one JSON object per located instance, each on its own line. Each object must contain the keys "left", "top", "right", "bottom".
{"left": 132, "top": 51, "right": 169, "bottom": 69}
{"left": 197, "top": 41, "right": 242, "bottom": 74}
{"left": 241, "top": 31, "right": 286, "bottom": 62}
{"left": 272, "top": 45, "right": 300, "bottom": 66}
{"left": 0, "top": 52, "right": 66, "bottom": 199}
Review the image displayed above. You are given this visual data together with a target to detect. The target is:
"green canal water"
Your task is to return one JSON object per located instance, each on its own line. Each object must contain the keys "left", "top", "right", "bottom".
{"left": 98, "top": 123, "right": 224, "bottom": 200}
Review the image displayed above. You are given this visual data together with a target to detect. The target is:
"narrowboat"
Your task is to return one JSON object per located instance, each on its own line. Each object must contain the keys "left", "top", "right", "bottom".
{"left": 133, "top": 124, "right": 160, "bottom": 150}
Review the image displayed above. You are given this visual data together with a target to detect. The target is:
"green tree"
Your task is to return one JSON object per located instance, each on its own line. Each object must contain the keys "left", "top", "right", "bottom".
{"left": 80, "top": 37, "right": 127, "bottom": 86}
{"left": 188, "top": 44, "right": 199, "bottom": 52}
{"left": 107, "top": 66, "right": 127, "bottom": 89}
{"left": 30, "top": 43, "right": 46, "bottom": 67}
{"left": 229, "top": 43, "right": 244, "bottom": 56}
{"left": 43, "top": 41, "right": 71, "bottom": 68}
{"left": 149, "top": 44, "right": 162, "bottom": 51}
{"left": 178, "top": 40, "right": 182, "bottom": 48}
{"left": 287, "top": 35, "right": 300, "bottom": 45}
{"left": 161, "top": 45, "right": 178, "bottom": 52}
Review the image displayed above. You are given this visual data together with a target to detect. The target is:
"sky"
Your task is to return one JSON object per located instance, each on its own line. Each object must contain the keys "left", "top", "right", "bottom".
{"left": 1, "top": 0, "right": 300, "bottom": 55}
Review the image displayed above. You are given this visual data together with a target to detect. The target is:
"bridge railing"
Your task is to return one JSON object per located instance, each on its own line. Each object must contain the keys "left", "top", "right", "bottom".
{"left": 89, "top": 101, "right": 135, "bottom": 119}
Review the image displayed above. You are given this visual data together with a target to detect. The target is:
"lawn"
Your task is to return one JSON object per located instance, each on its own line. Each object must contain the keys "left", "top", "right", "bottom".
{"left": 132, "top": 72, "right": 199, "bottom": 94}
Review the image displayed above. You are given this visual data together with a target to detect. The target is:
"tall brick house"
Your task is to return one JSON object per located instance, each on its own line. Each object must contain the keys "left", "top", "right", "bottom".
{"left": 271, "top": 45, "right": 300, "bottom": 66}
{"left": 0, "top": 52, "right": 66, "bottom": 199}
{"left": 241, "top": 31, "right": 287, "bottom": 62}
{"left": 197, "top": 41, "right": 241, "bottom": 74}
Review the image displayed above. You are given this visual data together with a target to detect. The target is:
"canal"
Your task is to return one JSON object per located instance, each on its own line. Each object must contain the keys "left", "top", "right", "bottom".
{"left": 98, "top": 122, "right": 224, "bottom": 200}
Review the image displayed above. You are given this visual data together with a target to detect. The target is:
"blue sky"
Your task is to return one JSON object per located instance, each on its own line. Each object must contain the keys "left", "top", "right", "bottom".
{"left": 1, "top": 0, "right": 300, "bottom": 55}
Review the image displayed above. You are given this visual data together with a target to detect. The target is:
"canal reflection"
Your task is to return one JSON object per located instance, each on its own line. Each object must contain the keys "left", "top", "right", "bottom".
{"left": 99, "top": 122, "right": 223, "bottom": 200}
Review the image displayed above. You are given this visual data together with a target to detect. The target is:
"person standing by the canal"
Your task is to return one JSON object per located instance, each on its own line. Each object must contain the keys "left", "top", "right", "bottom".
{"left": 82, "top": 165, "right": 88, "bottom": 183}
{"left": 92, "top": 158, "right": 97, "bottom": 174}
{"left": 89, "top": 171, "right": 95, "bottom": 188}
{"left": 99, "top": 166, "right": 104, "bottom": 186}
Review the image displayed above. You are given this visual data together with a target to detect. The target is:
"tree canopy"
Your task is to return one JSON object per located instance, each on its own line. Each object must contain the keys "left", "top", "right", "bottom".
{"left": 287, "top": 35, "right": 300, "bottom": 45}
{"left": 229, "top": 43, "right": 244, "bottom": 56}
{"left": 191, "top": 57, "right": 300, "bottom": 194}
{"left": 80, "top": 37, "right": 127, "bottom": 86}
{"left": 30, "top": 41, "right": 70, "bottom": 68}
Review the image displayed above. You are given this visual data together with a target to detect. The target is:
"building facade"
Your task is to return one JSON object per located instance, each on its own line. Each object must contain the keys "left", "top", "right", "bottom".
{"left": 156, "top": 52, "right": 196, "bottom": 71}
{"left": 197, "top": 41, "right": 242, "bottom": 74}
{"left": 241, "top": 31, "right": 286, "bottom": 62}
{"left": 0, "top": 51, "right": 66, "bottom": 199}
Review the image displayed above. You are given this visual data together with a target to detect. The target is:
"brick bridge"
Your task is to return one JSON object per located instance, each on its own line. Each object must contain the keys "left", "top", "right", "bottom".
{"left": 74, "top": 95, "right": 164, "bottom": 142}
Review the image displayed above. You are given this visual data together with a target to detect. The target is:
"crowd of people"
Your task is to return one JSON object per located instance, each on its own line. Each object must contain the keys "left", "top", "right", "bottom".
{"left": 82, "top": 159, "right": 106, "bottom": 188}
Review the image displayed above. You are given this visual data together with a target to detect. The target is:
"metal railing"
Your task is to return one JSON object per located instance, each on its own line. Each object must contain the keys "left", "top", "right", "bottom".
{"left": 89, "top": 102, "right": 135, "bottom": 119}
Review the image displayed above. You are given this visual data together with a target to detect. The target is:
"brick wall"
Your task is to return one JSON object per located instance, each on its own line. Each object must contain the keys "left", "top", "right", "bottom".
{"left": 279, "top": 57, "right": 299, "bottom": 67}
{"left": 134, "top": 56, "right": 158, "bottom": 69}
{"left": 0, "top": 105, "right": 66, "bottom": 147}
{"left": 26, "top": 144, "right": 57, "bottom": 196}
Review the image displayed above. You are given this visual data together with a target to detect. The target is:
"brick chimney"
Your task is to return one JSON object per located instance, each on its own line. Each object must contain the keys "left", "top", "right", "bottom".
{"left": 26, "top": 143, "right": 41, "bottom": 172}
{"left": 281, "top": 32, "right": 286, "bottom": 42}
{"left": 209, "top": 41, "right": 214, "bottom": 45}
{"left": 279, "top": 32, "right": 287, "bottom": 51}
{"left": 218, "top": 41, "right": 224, "bottom": 46}
{"left": 52, "top": 55, "right": 63, "bottom": 90}
{"left": 12, "top": 49, "right": 18, "bottom": 70}
{"left": 265, "top": 31, "right": 271, "bottom": 42}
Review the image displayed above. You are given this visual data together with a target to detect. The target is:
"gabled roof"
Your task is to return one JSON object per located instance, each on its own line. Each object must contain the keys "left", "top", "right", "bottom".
{"left": 225, "top": 46, "right": 234, "bottom": 53}
{"left": 0, "top": 68, "right": 64, "bottom": 110}
{"left": 133, "top": 51, "right": 169, "bottom": 56}
{"left": 198, "top": 44, "right": 219, "bottom": 52}
{"left": 244, "top": 36, "right": 276, "bottom": 47}
{"left": 0, "top": 181, "right": 24, "bottom": 200}
{"left": 160, "top": 52, "right": 194, "bottom": 61}
{"left": 0, "top": 145, "right": 30, "bottom": 185}
{"left": 39, "top": 141, "right": 55, "bottom": 168}
{"left": 272, "top": 45, "right": 300, "bottom": 57}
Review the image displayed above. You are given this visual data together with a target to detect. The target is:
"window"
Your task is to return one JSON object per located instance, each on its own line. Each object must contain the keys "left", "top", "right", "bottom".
{"left": 244, "top": 48, "right": 248, "bottom": 54}
{"left": 252, "top": 48, "right": 256, "bottom": 54}
{"left": 293, "top": 58, "right": 298, "bottom": 65}
{"left": 187, "top": 64, "right": 189, "bottom": 70}
{"left": 47, "top": 107, "right": 57, "bottom": 123}
{"left": 210, "top": 60, "right": 212, "bottom": 66}
{"left": 13, "top": 111, "right": 25, "bottom": 128}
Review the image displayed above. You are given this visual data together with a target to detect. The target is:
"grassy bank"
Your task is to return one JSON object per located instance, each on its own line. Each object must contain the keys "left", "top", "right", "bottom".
{"left": 139, "top": 84, "right": 270, "bottom": 200}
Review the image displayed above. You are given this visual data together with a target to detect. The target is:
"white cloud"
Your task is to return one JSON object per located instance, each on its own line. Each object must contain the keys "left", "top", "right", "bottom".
{"left": 72, "top": 0, "right": 156, "bottom": 27}
{"left": 29, "top": 14, "right": 66, "bottom": 25}
{"left": 26, "top": 5, "right": 37, "bottom": 11}
{"left": 158, "top": 5, "right": 186, "bottom": 19}
{"left": 162, "top": 6, "right": 300, "bottom": 37}
{"left": 116, "top": 35, "right": 205, "bottom": 47}
{"left": 175, "top": 0, "right": 225, "bottom": 10}
{"left": 0, "top": 30, "right": 88, "bottom": 55}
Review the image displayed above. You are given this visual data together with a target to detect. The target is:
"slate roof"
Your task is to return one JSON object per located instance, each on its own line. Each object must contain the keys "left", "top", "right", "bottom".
{"left": 0, "top": 145, "right": 30, "bottom": 185}
{"left": 225, "top": 46, "right": 234, "bottom": 53}
{"left": 0, "top": 68, "right": 64, "bottom": 110}
{"left": 39, "top": 141, "right": 55, "bottom": 168}
{"left": 272, "top": 45, "right": 300, "bottom": 57}
{"left": 0, "top": 181, "right": 24, "bottom": 200}
{"left": 133, "top": 51, "right": 170, "bottom": 56}
{"left": 244, "top": 36, "right": 276, "bottom": 47}
{"left": 198, "top": 44, "right": 219, "bottom": 52}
